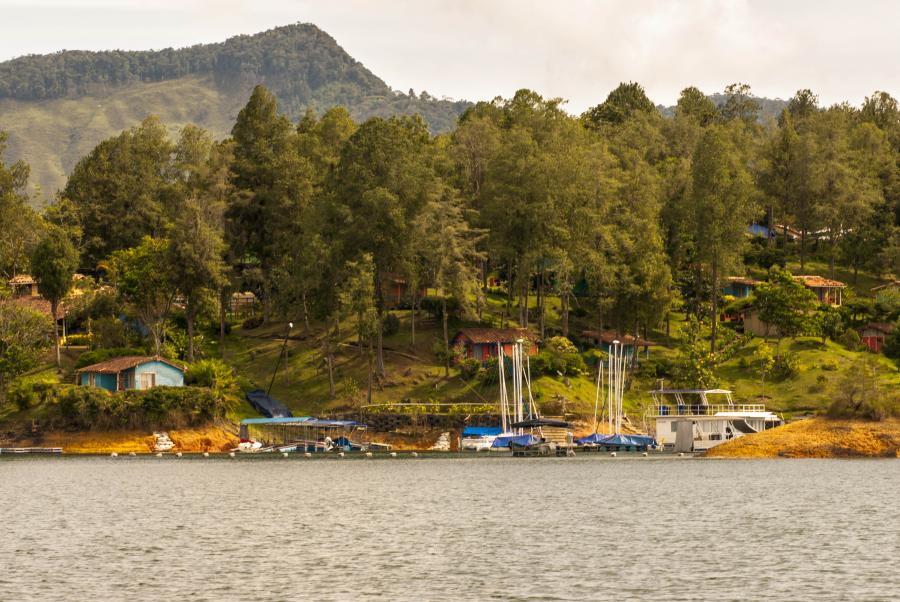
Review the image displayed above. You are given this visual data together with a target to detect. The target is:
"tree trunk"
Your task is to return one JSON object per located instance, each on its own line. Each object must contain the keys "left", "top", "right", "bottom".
{"left": 410, "top": 289, "right": 417, "bottom": 346}
{"left": 538, "top": 267, "right": 545, "bottom": 340}
{"left": 219, "top": 290, "right": 227, "bottom": 359}
{"left": 561, "top": 292, "right": 569, "bottom": 338}
{"left": 366, "top": 336, "right": 374, "bottom": 405}
{"left": 442, "top": 296, "right": 450, "bottom": 377}
{"left": 504, "top": 270, "right": 514, "bottom": 328}
{"left": 301, "top": 291, "right": 310, "bottom": 332}
{"left": 800, "top": 229, "right": 806, "bottom": 272}
{"left": 51, "top": 300, "right": 60, "bottom": 369}
{"left": 766, "top": 205, "right": 775, "bottom": 247}
{"left": 710, "top": 263, "right": 719, "bottom": 354}
{"left": 376, "top": 309, "right": 385, "bottom": 377}
{"left": 523, "top": 281, "right": 530, "bottom": 328}
{"left": 326, "top": 314, "right": 337, "bottom": 398}
{"left": 186, "top": 298, "right": 195, "bottom": 363}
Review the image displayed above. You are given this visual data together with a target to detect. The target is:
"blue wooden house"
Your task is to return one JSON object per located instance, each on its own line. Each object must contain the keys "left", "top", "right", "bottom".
{"left": 722, "top": 276, "right": 761, "bottom": 299}
{"left": 77, "top": 356, "right": 184, "bottom": 392}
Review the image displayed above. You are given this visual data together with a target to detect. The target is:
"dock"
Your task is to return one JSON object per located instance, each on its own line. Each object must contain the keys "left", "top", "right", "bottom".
{"left": 0, "top": 447, "right": 63, "bottom": 454}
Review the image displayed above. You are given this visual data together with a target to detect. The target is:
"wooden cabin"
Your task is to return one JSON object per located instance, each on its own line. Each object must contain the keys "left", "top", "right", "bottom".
{"left": 77, "top": 356, "right": 184, "bottom": 392}
{"left": 451, "top": 328, "right": 538, "bottom": 364}
{"left": 793, "top": 275, "right": 845, "bottom": 306}
{"left": 859, "top": 323, "right": 895, "bottom": 354}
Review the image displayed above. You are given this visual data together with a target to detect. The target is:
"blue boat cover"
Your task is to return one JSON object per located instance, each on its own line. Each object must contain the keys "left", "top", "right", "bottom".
{"left": 491, "top": 434, "right": 539, "bottom": 448}
{"left": 462, "top": 426, "right": 503, "bottom": 437}
{"left": 576, "top": 433, "right": 657, "bottom": 447}
{"left": 246, "top": 389, "right": 293, "bottom": 418}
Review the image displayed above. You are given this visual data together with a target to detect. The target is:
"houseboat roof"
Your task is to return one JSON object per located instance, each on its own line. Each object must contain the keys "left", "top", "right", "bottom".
{"left": 453, "top": 328, "right": 537, "bottom": 344}
{"left": 793, "top": 275, "right": 846, "bottom": 288}
{"left": 77, "top": 355, "right": 184, "bottom": 374}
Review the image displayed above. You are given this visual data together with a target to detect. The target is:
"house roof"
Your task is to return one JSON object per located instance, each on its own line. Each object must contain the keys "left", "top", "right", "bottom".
{"left": 580, "top": 330, "right": 657, "bottom": 346}
{"left": 452, "top": 328, "right": 537, "bottom": 344}
{"left": 77, "top": 355, "right": 184, "bottom": 374}
{"left": 860, "top": 322, "right": 896, "bottom": 334}
{"left": 793, "top": 275, "right": 846, "bottom": 288}
{"left": 726, "top": 276, "right": 762, "bottom": 286}
{"left": 8, "top": 274, "right": 36, "bottom": 286}
{"left": 871, "top": 281, "right": 900, "bottom": 292}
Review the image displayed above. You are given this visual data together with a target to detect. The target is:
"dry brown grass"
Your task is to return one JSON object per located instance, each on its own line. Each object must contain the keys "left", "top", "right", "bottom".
{"left": 18, "top": 424, "right": 238, "bottom": 454}
{"left": 706, "top": 417, "right": 900, "bottom": 458}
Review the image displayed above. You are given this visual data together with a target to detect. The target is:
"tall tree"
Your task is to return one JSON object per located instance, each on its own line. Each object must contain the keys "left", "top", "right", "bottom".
{"left": 719, "top": 83, "right": 760, "bottom": 125}
{"left": 583, "top": 81, "right": 655, "bottom": 128}
{"left": 0, "top": 300, "right": 50, "bottom": 403}
{"left": 0, "top": 132, "right": 41, "bottom": 280}
{"left": 690, "top": 126, "right": 756, "bottom": 352}
{"left": 29, "top": 226, "right": 79, "bottom": 368}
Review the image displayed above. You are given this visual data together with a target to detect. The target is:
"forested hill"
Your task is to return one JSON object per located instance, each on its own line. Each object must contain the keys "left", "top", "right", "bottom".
{"left": 0, "top": 23, "right": 471, "bottom": 202}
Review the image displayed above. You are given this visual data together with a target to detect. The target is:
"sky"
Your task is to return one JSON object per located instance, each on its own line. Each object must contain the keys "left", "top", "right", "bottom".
{"left": 1, "top": 0, "right": 898, "bottom": 112}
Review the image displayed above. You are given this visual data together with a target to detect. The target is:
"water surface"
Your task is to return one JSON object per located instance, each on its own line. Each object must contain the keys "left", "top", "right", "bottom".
{"left": 1, "top": 455, "right": 897, "bottom": 601}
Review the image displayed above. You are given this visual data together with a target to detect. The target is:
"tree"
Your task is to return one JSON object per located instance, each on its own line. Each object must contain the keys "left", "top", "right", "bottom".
{"left": 415, "top": 185, "right": 485, "bottom": 376}
{"left": 0, "top": 300, "right": 50, "bottom": 403}
{"left": 339, "top": 254, "right": 379, "bottom": 404}
{"left": 167, "top": 127, "right": 228, "bottom": 362}
{"left": 675, "top": 86, "right": 717, "bottom": 126}
{"left": 0, "top": 132, "right": 41, "bottom": 280}
{"left": 110, "top": 237, "right": 175, "bottom": 355}
{"left": 753, "top": 267, "right": 819, "bottom": 355}
{"left": 583, "top": 82, "right": 655, "bottom": 128}
{"left": 690, "top": 126, "right": 756, "bottom": 352}
{"left": 29, "top": 226, "right": 78, "bottom": 368}
{"left": 62, "top": 116, "right": 175, "bottom": 266}
{"left": 718, "top": 83, "right": 760, "bottom": 125}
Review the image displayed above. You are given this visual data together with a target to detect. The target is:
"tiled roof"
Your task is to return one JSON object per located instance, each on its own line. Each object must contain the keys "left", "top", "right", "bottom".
{"left": 453, "top": 328, "right": 537, "bottom": 344}
{"left": 77, "top": 355, "right": 184, "bottom": 374}
{"left": 8, "top": 274, "right": 36, "bottom": 285}
{"left": 861, "top": 322, "right": 896, "bottom": 334}
{"left": 793, "top": 275, "right": 846, "bottom": 288}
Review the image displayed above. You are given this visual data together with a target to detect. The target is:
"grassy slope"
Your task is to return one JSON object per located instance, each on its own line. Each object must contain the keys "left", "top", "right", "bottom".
{"left": 0, "top": 75, "right": 248, "bottom": 201}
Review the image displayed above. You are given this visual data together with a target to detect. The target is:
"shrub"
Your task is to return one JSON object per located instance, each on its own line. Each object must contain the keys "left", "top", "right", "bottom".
{"left": 184, "top": 359, "right": 239, "bottom": 399}
{"left": 91, "top": 317, "right": 129, "bottom": 349}
{"left": 827, "top": 360, "right": 898, "bottom": 421}
{"left": 458, "top": 358, "right": 481, "bottom": 380}
{"left": 420, "top": 296, "right": 460, "bottom": 320}
{"left": 62, "top": 333, "right": 92, "bottom": 346}
{"left": 836, "top": 327, "right": 862, "bottom": 351}
{"left": 771, "top": 353, "right": 800, "bottom": 381}
{"left": 638, "top": 357, "right": 672, "bottom": 378}
{"left": 382, "top": 313, "right": 400, "bottom": 337}
{"left": 820, "top": 359, "right": 839, "bottom": 371}
{"left": 8, "top": 381, "right": 36, "bottom": 411}
{"left": 242, "top": 315, "right": 264, "bottom": 330}
{"left": 479, "top": 358, "right": 500, "bottom": 385}
{"left": 536, "top": 336, "right": 587, "bottom": 376}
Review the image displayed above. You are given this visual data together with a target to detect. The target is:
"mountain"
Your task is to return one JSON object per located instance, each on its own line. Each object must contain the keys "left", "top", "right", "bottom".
{"left": 656, "top": 93, "right": 789, "bottom": 120}
{"left": 0, "top": 23, "right": 471, "bottom": 202}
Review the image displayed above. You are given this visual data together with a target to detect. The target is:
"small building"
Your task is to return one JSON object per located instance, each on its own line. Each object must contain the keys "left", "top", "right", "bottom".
{"left": 579, "top": 330, "right": 657, "bottom": 358}
{"left": 382, "top": 274, "right": 428, "bottom": 309}
{"left": 742, "top": 307, "right": 778, "bottom": 338}
{"left": 8, "top": 274, "right": 39, "bottom": 298}
{"left": 77, "top": 356, "right": 185, "bottom": 392}
{"left": 859, "top": 323, "right": 895, "bottom": 354}
{"left": 451, "top": 328, "right": 538, "bottom": 364}
{"left": 793, "top": 275, "right": 845, "bottom": 306}
{"left": 229, "top": 291, "right": 258, "bottom": 317}
{"left": 723, "top": 276, "right": 761, "bottom": 299}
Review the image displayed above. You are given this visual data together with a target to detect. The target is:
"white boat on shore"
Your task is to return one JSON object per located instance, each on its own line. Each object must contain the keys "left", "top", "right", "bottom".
{"left": 650, "top": 389, "right": 783, "bottom": 452}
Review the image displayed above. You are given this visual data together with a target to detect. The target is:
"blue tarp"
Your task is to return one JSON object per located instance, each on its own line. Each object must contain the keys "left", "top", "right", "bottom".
{"left": 246, "top": 389, "right": 293, "bottom": 418}
{"left": 491, "top": 434, "right": 539, "bottom": 448}
{"left": 462, "top": 426, "right": 503, "bottom": 437}
{"left": 576, "top": 433, "right": 658, "bottom": 448}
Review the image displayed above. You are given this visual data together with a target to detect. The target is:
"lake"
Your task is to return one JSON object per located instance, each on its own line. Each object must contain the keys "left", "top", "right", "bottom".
{"left": 1, "top": 454, "right": 898, "bottom": 601}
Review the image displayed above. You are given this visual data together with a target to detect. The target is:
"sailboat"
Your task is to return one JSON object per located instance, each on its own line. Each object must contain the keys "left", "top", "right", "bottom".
{"left": 462, "top": 341, "right": 518, "bottom": 451}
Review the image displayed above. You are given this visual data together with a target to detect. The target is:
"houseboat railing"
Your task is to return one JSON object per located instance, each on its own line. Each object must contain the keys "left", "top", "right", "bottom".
{"left": 651, "top": 404, "right": 767, "bottom": 416}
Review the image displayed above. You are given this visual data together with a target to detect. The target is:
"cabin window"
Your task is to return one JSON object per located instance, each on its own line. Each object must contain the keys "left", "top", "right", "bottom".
{"left": 140, "top": 373, "right": 156, "bottom": 389}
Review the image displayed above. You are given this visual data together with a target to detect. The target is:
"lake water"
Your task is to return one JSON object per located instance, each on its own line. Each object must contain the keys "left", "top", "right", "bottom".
{"left": 1, "top": 454, "right": 898, "bottom": 601}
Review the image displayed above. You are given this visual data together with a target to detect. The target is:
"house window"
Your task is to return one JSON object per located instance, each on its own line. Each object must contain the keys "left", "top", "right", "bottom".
{"left": 140, "top": 373, "right": 156, "bottom": 389}
{"left": 89, "top": 373, "right": 95, "bottom": 386}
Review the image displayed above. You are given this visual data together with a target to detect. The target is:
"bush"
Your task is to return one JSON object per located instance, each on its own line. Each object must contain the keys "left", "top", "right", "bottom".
{"left": 382, "top": 313, "right": 400, "bottom": 337}
{"left": 535, "top": 336, "right": 587, "bottom": 376}
{"left": 639, "top": 358, "right": 672, "bottom": 378}
{"left": 458, "top": 358, "right": 481, "bottom": 380}
{"left": 62, "top": 333, "right": 92, "bottom": 346}
{"left": 91, "top": 317, "right": 129, "bottom": 349}
{"left": 479, "top": 358, "right": 500, "bottom": 385}
{"left": 8, "top": 381, "right": 36, "bottom": 411}
{"left": 836, "top": 327, "right": 862, "bottom": 351}
{"left": 75, "top": 347, "right": 147, "bottom": 369}
{"left": 771, "top": 353, "right": 800, "bottom": 381}
{"left": 827, "top": 361, "right": 898, "bottom": 421}
{"left": 820, "top": 359, "right": 839, "bottom": 371}
{"left": 242, "top": 315, "right": 264, "bottom": 330}
{"left": 184, "top": 359, "right": 239, "bottom": 399}
{"left": 420, "top": 296, "right": 460, "bottom": 320}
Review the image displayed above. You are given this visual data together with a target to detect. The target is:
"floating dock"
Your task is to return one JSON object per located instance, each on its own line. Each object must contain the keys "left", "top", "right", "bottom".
{"left": 0, "top": 447, "right": 63, "bottom": 454}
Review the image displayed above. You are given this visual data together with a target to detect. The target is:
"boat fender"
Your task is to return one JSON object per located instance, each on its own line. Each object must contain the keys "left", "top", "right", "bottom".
{"left": 642, "top": 452, "right": 648, "bottom": 457}
{"left": 678, "top": 452, "right": 684, "bottom": 457}
{"left": 338, "top": 452, "right": 345, "bottom": 458}
{"left": 410, "top": 452, "right": 418, "bottom": 458}
{"left": 390, "top": 452, "right": 397, "bottom": 458}
{"left": 282, "top": 452, "right": 289, "bottom": 458}
{"left": 129, "top": 452, "right": 136, "bottom": 457}
{"left": 203, "top": 452, "right": 209, "bottom": 458}
{"left": 229, "top": 452, "right": 236, "bottom": 458}
{"left": 304, "top": 452, "right": 312, "bottom": 458}
{"left": 155, "top": 452, "right": 163, "bottom": 458}
{"left": 110, "top": 452, "right": 118, "bottom": 457}
{"left": 610, "top": 452, "right": 617, "bottom": 457}
{"left": 365, "top": 452, "right": 373, "bottom": 458}
{"left": 175, "top": 452, "right": 183, "bottom": 458}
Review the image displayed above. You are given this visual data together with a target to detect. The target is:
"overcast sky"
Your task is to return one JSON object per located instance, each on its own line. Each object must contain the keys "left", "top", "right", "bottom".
{"left": 1, "top": 0, "right": 898, "bottom": 112}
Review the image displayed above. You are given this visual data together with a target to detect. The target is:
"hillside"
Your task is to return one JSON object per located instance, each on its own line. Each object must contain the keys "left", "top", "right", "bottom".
{"left": 0, "top": 23, "right": 470, "bottom": 201}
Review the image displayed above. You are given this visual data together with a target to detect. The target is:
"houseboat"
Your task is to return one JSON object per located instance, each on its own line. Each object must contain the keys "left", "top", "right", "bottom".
{"left": 650, "top": 389, "right": 783, "bottom": 452}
